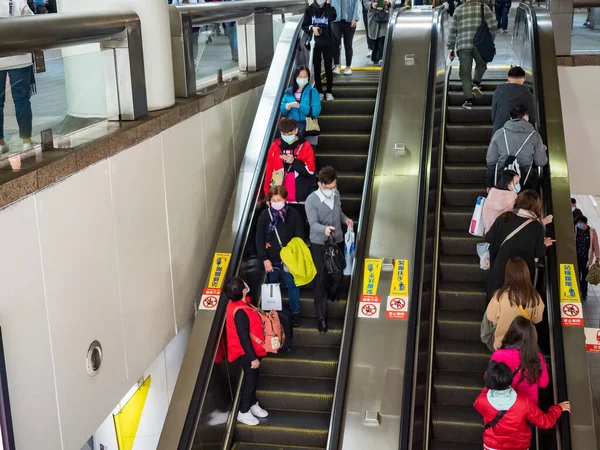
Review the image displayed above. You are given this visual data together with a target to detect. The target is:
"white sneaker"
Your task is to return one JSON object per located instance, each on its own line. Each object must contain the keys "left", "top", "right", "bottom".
{"left": 237, "top": 410, "right": 259, "bottom": 426}
{"left": 325, "top": 93, "right": 334, "bottom": 101}
{"left": 344, "top": 67, "right": 353, "bottom": 75}
{"left": 319, "top": 93, "right": 324, "bottom": 101}
{"left": 471, "top": 84, "right": 483, "bottom": 99}
{"left": 0, "top": 143, "right": 9, "bottom": 154}
{"left": 22, "top": 142, "right": 34, "bottom": 151}
{"left": 250, "top": 403, "right": 269, "bottom": 418}
{"left": 333, "top": 64, "right": 341, "bottom": 75}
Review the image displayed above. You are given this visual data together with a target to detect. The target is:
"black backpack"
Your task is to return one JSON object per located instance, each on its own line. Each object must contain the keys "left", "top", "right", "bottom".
{"left": 324, "top": 236, "right": 345, "bottom": 275}
{"left": 473, "top": 4, "right": 496, "bottom": 63}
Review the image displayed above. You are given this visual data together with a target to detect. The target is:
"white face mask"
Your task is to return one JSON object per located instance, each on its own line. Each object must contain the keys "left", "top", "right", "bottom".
{"left": 316, "top": 0, "right": 326, "bottom": 5}
{"left": 297, "top": 77, "right": 309, "bottom": 87}
{"left": 321, "top": 188, "right": 333, "bottom": 198}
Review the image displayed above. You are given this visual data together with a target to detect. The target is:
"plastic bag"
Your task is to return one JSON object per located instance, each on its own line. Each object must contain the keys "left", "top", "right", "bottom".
{"left": 477, "top": 242, "right": 490, "bottom": 271}
{"left": 469, "top": 196, "right": 486, "bottom": 237}
{"left": 344, "top": 226, "right": 355, "bottom": 276}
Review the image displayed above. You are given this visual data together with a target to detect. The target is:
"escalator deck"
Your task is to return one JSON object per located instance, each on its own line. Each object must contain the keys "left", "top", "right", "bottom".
{"left": 232, "top": 71, "right": 380, "bottom": 450}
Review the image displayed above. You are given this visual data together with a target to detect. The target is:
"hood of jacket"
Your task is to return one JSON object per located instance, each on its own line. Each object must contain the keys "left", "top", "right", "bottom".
{"left": 503, "top": 118, "right": 535, "bottom": 134}
{"left": 487, "top": 189, "right": 517, "bottom": 214}
{"left": 487, "top": 387, "right": 517, "bottom": 411}
{"left": 495, "top": 83, "right": 532, "bottom": 103}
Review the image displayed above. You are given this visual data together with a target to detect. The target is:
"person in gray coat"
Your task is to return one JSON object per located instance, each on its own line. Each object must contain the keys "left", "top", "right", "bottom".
{"left": 363, "top": 0, "right": 392, "bottom": 64}
{"left": 305, "top": 166, "right": 353, "bottom": 333}
{"left": 486, "top": 104, "right": 548, "bottom": 190}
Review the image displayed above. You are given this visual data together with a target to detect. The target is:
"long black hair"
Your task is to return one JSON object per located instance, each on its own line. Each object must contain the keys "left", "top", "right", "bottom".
{"left": 496, "top": 169, "right": 519, "bottom": 191}
{"left": 500, "top": 316, "right": 543, "bottom": 385}
{"left": 292, "top": 65, "right": 311, "bottom": 92}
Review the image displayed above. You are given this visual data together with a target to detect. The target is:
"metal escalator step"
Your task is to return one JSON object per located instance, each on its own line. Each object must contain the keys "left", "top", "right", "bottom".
{"left": 431, "top": 405, "right": 483, "bottom": 444}
{"left": 445, "top": 144, "right": 488, "bottom": 164}
{"left": 442, "top": 184, "right": 486, "bottom": 207}
{"left": 437, "top": 309, "right": 484, "bottom": 341}
{"left": 336, "top": 172, "right": 366, "bottom": 194}
{"left": 260, "top": 346, "right": 339, "bottom": 378}
{"left": 440, "top": 230, "right": 485, "bottom": 256}
{"left": 444, "top": 163, "right": 486, "bottom": 185}
{"left": 447, "top": 105, "right": 492, "bottom": 124}
{"left": 285, "top": 297, "right": 347, "bottom": 319}
{"left": 440, "top": 255, "right": 488, "bottom": 283}
{"left": 447, "top": 80, "right": 499, "bottom": 91}
{"left": 438, "top": 282, "right": 487, "bottom": 311}
{"left": 233, "top": 443, "right": 325, "bottom": 450}
{"left": 446, "top": 124, "right": 493, "bottom": 143}
{"left": 256, "top": 376, "right": 335, "bottom": 412}
{"left": 333, "top": 75, "right": 380, "bottom": 86}
{"left": 234, "top": 410, "right": 330, "bottom": 448}
{"left": 434, "top": 339, "right": 490, "bottom": 373}
{"left": 317, "top": 115, "right": 374, "bottom": 133}
{"left": 447, "top": 90, "right": 493, "bottom": 107}
{"left": 433, "top": 371, "right": 483, "bottom": 406}
{"left": 332, "top": 86, "right": 378, "bottom": 98}
{"left": 441, "top": 206, "right": 473, "bottom": 231}
{"left": 339, "top": 194, "right": 362, "bottom": 218}
{"left": 293, "top": 318, "right": 343, "bottom": 347}
{"left": 316, "top": 151, "right": 368, "bottom": 172}
{"left": 429, "top": 440, "right": 483, "bottom": 450}
{"left": 319, "top": 99, "right": 376, "bottom": 115}
{"left": 317, "top": 133, "right": 370, "bottom": 151}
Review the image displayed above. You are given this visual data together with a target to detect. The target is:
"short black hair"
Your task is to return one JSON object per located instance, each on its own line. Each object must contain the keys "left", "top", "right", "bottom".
{"left": 318, "top": 166, "right": 337, "bottom": 185}
{"left": 510, "top": 104, "right": 528, "bottom": 119}
{"left": 508, "top": 66, "right": 526, "bottom": 79}
{"left": 578, "top": 215, "right": 588, "bottom": 224}
{"left": 571, "top": 198, "right": 577, "bottom": 205}
{"left": 224, "top": 276, "right": 246, "bottom": 301}
{"left": 485, "top": 361, "right": 514, "bottom": 390}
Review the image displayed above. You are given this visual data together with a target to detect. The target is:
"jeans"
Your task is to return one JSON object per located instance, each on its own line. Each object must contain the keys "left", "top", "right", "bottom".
{"left": 310, "top": 242, "right": 344, "bottom": 321}
{"left": 267, "top": 264, "right": 301, "bottom": 315}
{"left": 238, "top": 354, "right": 259, "bottom": 413}
{"left": 225, "top": 22, "right": 238, "bottom": 59}
{"left": 578, "top": 256, "right": 589, "bottom": 297}
{"left": 313, "top": 42, "right": 334, "bottom": 95}
{"left": 332, "top": 21, "right": 357, "bottom": 67}
{"left": 458, "top": 48, "right": 487, "bottom": 99}
{"left": 495, "top": 1, "right": 511, "bottom": 31}
{"left": 0, "top": 67, "right": 33, "bottom": 140}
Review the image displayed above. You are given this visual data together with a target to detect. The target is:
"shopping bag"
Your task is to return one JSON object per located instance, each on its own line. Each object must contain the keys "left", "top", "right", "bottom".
{"left": 261, "top": 283, "right": 282, "bottom": 311}
{"left": 469, "top": 196, "right": 486, "bottom": 237}
{"left": 477, "top": 242, "right": 490, "bottom": 271}
{"left": 586, "top": 259, "right": 600, "bottom": 285}
{"left": 343, "top": 225, "right": 355, "bottom": 276}
{"left": 480, "top": 311, "right": 496, "bottom": 352}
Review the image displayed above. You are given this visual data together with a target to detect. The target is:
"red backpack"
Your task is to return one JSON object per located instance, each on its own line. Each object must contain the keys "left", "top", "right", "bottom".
{"left": 234, "top": 304, "right": 285, "bottom": 354}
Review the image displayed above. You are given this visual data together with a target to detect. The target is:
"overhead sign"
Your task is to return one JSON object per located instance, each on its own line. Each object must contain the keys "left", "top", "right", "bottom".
{"left": 390, "top": 259, "right": 409, "bottom": 296}
{"left": 199, "top": 288, "right": 221, "bottom": 311}
{"left": 561, "top": 302, "right": 584, "bottom": 327}
{"left": 363, "top": 258, "right": 383, "bottom": 296}
{"left": 358, "top": 302, "right": 380, "bottom": 319}
{"left": 584, "top": 328, "right": 600, "bottom": 353}
{"left": 208, "top": 253, "right": 231, "bottom": 289}
{"left": 560, "top": 263, "right": 580, "bottom": 303}
{"left": 386, "top": 296, "right": 409, "bottom": 320}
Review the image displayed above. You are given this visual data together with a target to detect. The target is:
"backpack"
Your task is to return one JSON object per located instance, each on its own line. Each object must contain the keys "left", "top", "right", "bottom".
{"left": 495, "top": 128, "right": 536, "bottom": 186}
{"left": 324, "top": 236, "right": 345, "bottom": 275}
{"left": 234, "top": 304, "right": 285, "bottom": 354}
{"left": 473, "top": 4, "right": 496, "bottom": 63}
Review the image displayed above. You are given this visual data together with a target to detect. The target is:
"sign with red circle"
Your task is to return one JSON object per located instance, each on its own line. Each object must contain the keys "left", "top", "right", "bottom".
{"left": 199, "top": 288, "right": 222, "bottom": 311}
{"left": 561, "top": 303, "right": 583, "bottom": 327}
{"left": 358, "top": 302, "right": 380, "bottom": 319}
{"left": 386, "top": 296, "right": 409, "bottom": 320}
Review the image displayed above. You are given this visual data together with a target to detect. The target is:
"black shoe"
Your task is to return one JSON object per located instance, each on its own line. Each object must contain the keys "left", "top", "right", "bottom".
{"left": 318, "top": 319, "right": 328, "bottom": 334}
{"left": 582, "top": 293, "right": 588, "bottom": 300}
{"left": 292, "top": 314, "right": 301, "bottom": 328}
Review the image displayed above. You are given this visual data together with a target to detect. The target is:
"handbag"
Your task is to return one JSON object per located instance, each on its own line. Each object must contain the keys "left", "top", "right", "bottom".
{"left": 473, "top": 4, "right": 496, "bottom": 63}
{"left": 324, "top": 236, "right": 345, "bottom": 275}
{"left": 261, "top": 282, "right": 283, "bottom": 311}
{"left": 271, "top": 168, "right": 284, "bottom": 187}
{"left": 586, "top": 258, "right": 600, "bottom": 285}
{"left": 304, "top": 89, "right": 321, "bottom": 136}
{"left": 375, "top": 8, "right": 390, "bottom": 23}
{"left": 480, "top": 312, "right": 496, "bottom": 351}
{"left": 469, "top": 196, "right": 486, "bottom": 237}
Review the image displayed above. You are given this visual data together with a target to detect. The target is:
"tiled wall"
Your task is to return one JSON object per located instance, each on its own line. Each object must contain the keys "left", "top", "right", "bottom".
{"left": 0, "top": 86, "right": 262, "bottom": 450}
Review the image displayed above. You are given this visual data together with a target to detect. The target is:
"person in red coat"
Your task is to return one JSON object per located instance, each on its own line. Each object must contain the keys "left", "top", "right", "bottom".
{"left": 474, "top": 361, "right": 570, "bottom": 450}
{"left": 263, "top": 117, "right": 316, "bottom": 204}
{"left": 224, "top": 277, "right": 269, "bottom": 426}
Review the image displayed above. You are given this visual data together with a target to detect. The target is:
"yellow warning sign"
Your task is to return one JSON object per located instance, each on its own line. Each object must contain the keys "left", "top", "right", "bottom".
{"left": 208, "top": 253, "right": 232, "bottom": 289}
{"left": 363, "top": 258, "right": 383, "bottom": 295}
{"left": 560, "top": 263, "right": 580, "bottom": 303}
{"left": 390, "top": 259, "right": 409, "bottom": 296}
{"left": 113, "top": 376, "right": 151, "bottom": 450}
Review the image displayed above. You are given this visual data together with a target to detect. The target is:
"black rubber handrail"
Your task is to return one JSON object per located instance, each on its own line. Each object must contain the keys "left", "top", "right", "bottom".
{"left": 176, "top": 21, "right": 303, "bottom": 450}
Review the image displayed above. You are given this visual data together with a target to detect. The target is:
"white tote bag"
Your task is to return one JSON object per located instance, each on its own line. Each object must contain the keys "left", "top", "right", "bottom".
{"left": 469, "top": 196, "right": 486, "bottom": 237}
{"left": 261, "top": 283, "right": 283, "bottom": 311}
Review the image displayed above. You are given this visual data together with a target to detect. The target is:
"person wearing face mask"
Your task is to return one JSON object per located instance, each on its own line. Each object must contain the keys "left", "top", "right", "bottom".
{"left": 486, "top": 104, "right": 547, "bottom": 191}
{"left": 256, "top": 186, "right": 305, "bottom": 326}
{"left": 263, "top": 117, "right": 316, "bottom": 205}
{"left": 363, "top": 0, "right": 392, "bottom": 65}
{"left": 305, "top": 166, "right": 353, "bottom": 333}
{"left": 571, "top": 198, "right": 583, "bottom": 226}
{"left": 280, "top": 65, "right": 322, "bottom": 144}
{"left": 575, "top": 216, "right": 599, "bottom": 300}
{"left": 483, "top": 170, "right": 520, "bottom": 234}
{"left": 302, "top": 0, "right": 337, "bottom": 101}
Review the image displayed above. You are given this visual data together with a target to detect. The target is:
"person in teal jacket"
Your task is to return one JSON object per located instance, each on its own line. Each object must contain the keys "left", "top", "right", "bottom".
{"left": 279, "top": 65, "right": 322, "bottom": 140}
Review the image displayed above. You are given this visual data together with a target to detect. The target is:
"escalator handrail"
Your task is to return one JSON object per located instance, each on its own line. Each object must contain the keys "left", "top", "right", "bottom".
{"left": 176, "top": 19, "right": 304, "bottom": 450}
{"left": 325, "top": 4, "right": 410, "bottom": 449}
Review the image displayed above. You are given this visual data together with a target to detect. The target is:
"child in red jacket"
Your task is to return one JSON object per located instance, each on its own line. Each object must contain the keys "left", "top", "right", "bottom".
{"left": 474, "top": 361, "right": 570, "bottom": 450}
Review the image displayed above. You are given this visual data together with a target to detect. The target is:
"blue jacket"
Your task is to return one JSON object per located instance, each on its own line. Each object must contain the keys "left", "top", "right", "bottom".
{"left": 331, "top": 0, "right": 360, "bottom": 22}
{"left": 280, "top": 85, "right": 322, "bottom": 121}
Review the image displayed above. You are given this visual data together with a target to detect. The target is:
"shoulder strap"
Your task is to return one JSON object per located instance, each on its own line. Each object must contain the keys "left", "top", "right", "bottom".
{"left": 484, "top": 410, "right": 507, "bottom": 429}
{"left": 502, "top": 129, "right": 510, "bottom": 156}
{"left": 233, "top": 304, "right": 265, "bottom": 345}
{"left": 268, "top": 209, "right": 284, "bottom": 248}
{"left": 514, "top": 131, "right": 536, "bottom": 157}
{"left": 308, "top": 88, "right": 313, "bottom": 118}
{"left": 501, "top": 218, "right": 534, "bottom": 246}
{"left": 480, "top": 3, "right": 485, "bottom": 23}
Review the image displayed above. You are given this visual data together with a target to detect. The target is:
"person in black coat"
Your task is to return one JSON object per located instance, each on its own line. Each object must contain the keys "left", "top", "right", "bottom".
{"left": 485, "top": 190, "right": 555, "bottom": 299}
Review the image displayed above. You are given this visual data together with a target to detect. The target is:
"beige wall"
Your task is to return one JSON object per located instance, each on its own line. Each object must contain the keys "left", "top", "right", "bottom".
{"left": 0, "top": 86, "right": 261, "bottom": 450}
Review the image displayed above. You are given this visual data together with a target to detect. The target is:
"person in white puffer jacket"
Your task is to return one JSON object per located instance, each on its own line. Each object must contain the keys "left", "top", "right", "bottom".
{"left": 0, "top": 0, "right": 36, "bottom": 154}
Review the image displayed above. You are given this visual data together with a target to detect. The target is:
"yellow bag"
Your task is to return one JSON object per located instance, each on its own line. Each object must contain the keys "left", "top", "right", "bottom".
{"left": 279, "top": 237, "right": 317, "bottom": 286}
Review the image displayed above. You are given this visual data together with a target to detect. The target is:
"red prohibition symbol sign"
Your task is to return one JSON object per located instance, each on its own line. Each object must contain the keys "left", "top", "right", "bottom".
{"left": 390, "top": 298, "right": 405, "bottom": 310}
{"left": 203, "top": 296, "right": 218, "bottom": 309}
{"left": 562, "top": 304, "right": 580, "bottom": 317}
{"left": 361, "top": 303, "right": 377, "bottom": 317}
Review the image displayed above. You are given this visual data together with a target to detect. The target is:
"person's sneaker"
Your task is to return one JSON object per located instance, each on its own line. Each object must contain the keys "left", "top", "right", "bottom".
{"left": 326, "top": 93, "right": 334, "bottom": 101}
{"left": 344, "top": 67, "right": 352, "bottom": 75}
{"left": 237, "top": 411, "right": 259, "bottom": 426}
{"left": 250, "top": 403, "right": 269, "bottom": 418}
{"left": 462, "top": 100, "right": 473, "bottom": 110}
{"left": 292, "top": 314, "right": 301, "bottom": 328}
{"left": 471, "top": 84, "right": 483, "bottom": 98}
{"left": 333, "top": 64, "right": 341, "bottom": 75}
{"left": 319, "top": 93, "right": 324, "bottom": 101}
{"left": 0, "top": 143, "right": 9, "bottom": 154}
{"left": 22, "top": 141, "right": 35, "bottom": 151}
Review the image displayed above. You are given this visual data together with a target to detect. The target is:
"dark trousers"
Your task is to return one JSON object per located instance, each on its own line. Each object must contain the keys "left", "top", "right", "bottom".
{"left": 314, "top": 42, "right": 334, "bottom": 95}
{"left": 578, "top": 256, "right": 589, "bottom": 297}
{"left": 311, "top": 242, "right": 344, "bottom": 321}
{"left": 332, "top": 21, "right": 357, "bottom": 67}
{"left": 363, "top": 9, "right": 374, "bottom": 50}
{"left": 372, "top": 37, "right": 385, "bottom": 63}
{"left": 495, "top": 1, "right": 511, "bottom": 31}
{"left": 0, "top": 67, "right": 33, "bottom": 140}
{"left": 458, "top": 48, "right": 487, "bottom": 99}
{"left": 238, "top": 354, "right": 259, "bottom": 413}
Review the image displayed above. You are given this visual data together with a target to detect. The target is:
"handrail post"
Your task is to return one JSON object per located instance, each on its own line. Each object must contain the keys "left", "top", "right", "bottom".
{"left": 170, "top": 7, "right": 196, "bottom": 98}
{"left": 238, "top": 12, "right": 274, "bottom": 72}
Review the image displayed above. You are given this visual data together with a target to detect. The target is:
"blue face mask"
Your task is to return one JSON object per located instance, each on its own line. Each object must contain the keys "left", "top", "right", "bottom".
{"left": 281, "top": 134, "right": 296, "bottom": 144}
{"left": 577, "top": 223, "right": 586, "bottom": 230}
{"left": 514, "top": 183, "right": 521, "bottom": 194}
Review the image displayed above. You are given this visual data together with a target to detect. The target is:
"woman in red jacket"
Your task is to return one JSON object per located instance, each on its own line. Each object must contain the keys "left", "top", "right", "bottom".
{"left": 224, "top": 277, "right": 269, "bottom": 426}
{"left": 474, "top": 361, "right": 570, "bottom": 450}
